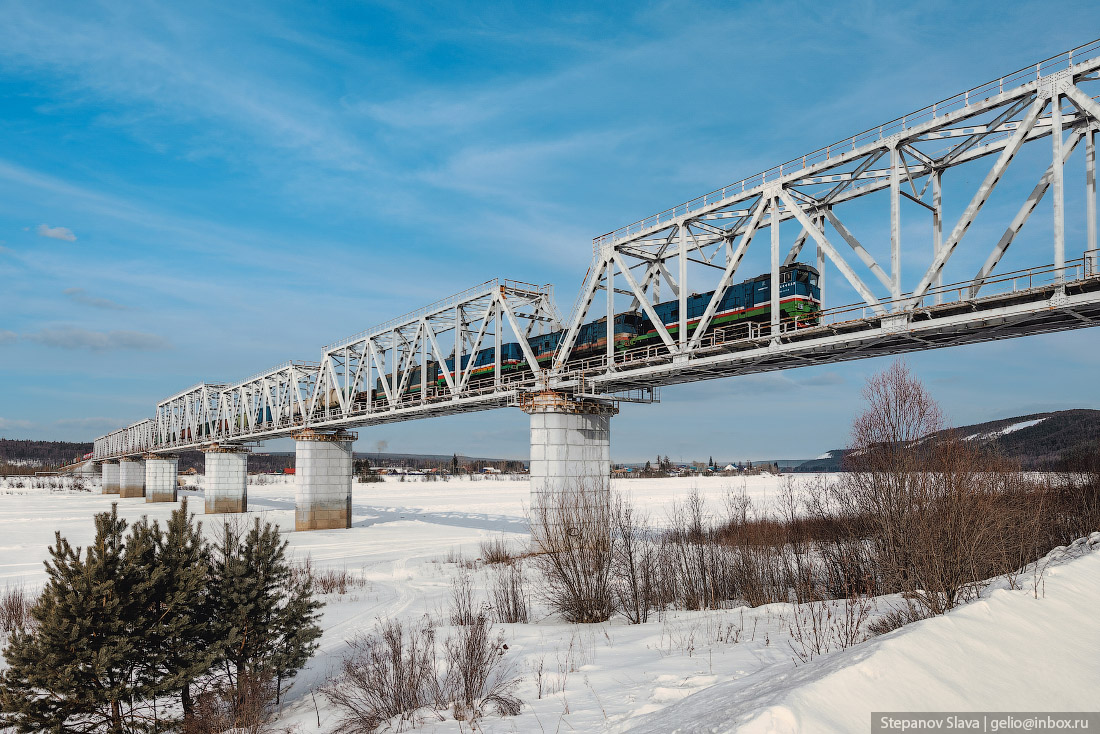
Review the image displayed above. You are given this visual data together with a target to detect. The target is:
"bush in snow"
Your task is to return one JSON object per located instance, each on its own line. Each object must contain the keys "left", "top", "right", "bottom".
{"left": 529, "top": 484, "right": 615, "bottom": 623}
{"left": 323, "top": 612, "right": 521, "bottom": 732}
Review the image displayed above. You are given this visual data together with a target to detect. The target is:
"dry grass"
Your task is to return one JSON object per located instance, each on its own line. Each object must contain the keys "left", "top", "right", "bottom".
{"left": 490, "top": 563, "right": 530, "bottom": 624}
{"left": 291, "top": 557, "right": 368, "bottom": 596}
{"left": 479, "top": 536, "right": 515, "bottom": 565}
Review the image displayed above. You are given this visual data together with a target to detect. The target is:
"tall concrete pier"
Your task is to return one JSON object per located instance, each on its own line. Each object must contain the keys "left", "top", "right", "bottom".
{"left": 144, "top": 454, "right": 178, "bottom": 503}
{"left": 119, "top": 457, "right": 145, "bottom": 498}
{"left": 101, "top": 461, "right": 120, "bottom": 495}
{"left": 524, "top": 391, "right": 616, "bottom": 538}
{"left": 294, "top": 429, "right": 356, "bottom": 531}
{"left": 204, "top": 445, "right": 248, "bottom": 514}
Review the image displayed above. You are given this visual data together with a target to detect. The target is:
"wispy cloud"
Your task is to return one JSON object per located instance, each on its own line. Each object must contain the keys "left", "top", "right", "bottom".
{"left": 63, "top": 287, "right": 128, "bottom": 310}
{"left": 800, "top": 371, "right": 845, "bottom": 387}
{"left": 0, "top": 330, "right": 16, "bottom": 345}
{"left": 23, "top": 327, "right": 169, "bottom": 351}
{"left": 0, "top": 417, "right": 34, "bottom": 430}
{"left": 55, "top": 416, "right": 126, "bottom": 430}
{"left": 36, "top": 223, "right": 77, "bottom": 241}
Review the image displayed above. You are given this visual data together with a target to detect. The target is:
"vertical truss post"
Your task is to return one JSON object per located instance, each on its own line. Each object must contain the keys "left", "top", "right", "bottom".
{"left": 890, "top": 144, "right": 902, "bottom": 309}
{"left": 455, "top": 307, "right": 463, "bottom": 374}
{"left": 815, "top": 213, "right": 825, "bottom": 309}
{"left": 1088, "top": 128, "right": 1097, "bottom": 271}
{"left": 421, "top": 330, "right": 428, "bottom": 404}
{"left": 494, "top": 301, "right": 502, "bottom": 388}
{"left": 1053, "top": 93, "right": 1066, "bottom": 283}
{"left": 932, "top": 168, "right": 943, "bottom": 304}
{"left": 770, "top": 195, "right": 780, "bottom": 337}
{"left": 678, "top": 224, "right": 687, "bottom": 348}
{"left": 606, "top": 258, "right": 615, "bottom": 371}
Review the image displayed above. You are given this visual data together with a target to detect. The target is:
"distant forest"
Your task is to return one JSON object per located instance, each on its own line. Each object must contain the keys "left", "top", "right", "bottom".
{"left": 0, "top": 439, "right": 522, "bottom": 475}
{"left": 0, "top": 439, "right": 92, "bottom": 473}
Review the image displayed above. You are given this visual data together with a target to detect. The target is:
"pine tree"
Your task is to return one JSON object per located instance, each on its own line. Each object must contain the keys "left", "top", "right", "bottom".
{"left": 211, "top": 518, "right": 322, "bottom": 715}
{"left": 0, "top": 505, "right": 148, "bottom": 733}
{"left": 146, "top": 501, "right": 220, "bottom": 723}
{"left": 122, "top": 516, "right": 164, "bottom": 728}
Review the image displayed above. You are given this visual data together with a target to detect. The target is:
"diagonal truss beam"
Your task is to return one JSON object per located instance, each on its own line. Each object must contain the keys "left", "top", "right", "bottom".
{"left": 908, "top": 94, "right": 1049, "bottom": 305}
{"left": 778, "top": 188, "right": 887, "bottom": 315}
{"left": 969, "top": 127, "right": 1085, "bottom": 297}
{"left": 688, "top": 200, "right": 769, "bottom": 349}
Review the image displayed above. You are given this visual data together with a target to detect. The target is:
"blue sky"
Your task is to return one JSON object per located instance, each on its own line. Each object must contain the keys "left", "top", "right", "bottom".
{"left": 1, "top": 0, "right": 1099, "bottom": 461}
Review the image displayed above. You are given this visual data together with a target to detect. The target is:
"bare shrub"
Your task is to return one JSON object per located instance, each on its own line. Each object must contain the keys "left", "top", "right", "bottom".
{"left": 442, "top": 614, "right": 522, "bottom": 720}
{"left": 1052, "top": 447, "right": 1100, "bottom": 543}
{"left": 788, "top": 580, "right": 872, "bottom": 664}
{"left": 611, "top": 494, "right": 658, "bottom": 623}
{"left": 480, "top": 536, "right": 514, "bottom": 565}
{"left": 490, "top": 563, "right": 529, "bottom": 624}
{"left": 323, "top": 617, "right": 441, "bottom": 733}
{"left": 324, "top": 613, "right": 522, "bottom": 732}
{"left": 186, "top": 671, "right": 281, "bottom": 734}
{"left": 0, "top": 583, "right": 36, "bottom": 634}
{"left": 530, "top": 484, "right": 615, "bottom": 623}
{"left": 449, "top": 573, "right": 479, "bottom": 626}
{"left": 866, "top": 602, "right": 928, "bottom": 637}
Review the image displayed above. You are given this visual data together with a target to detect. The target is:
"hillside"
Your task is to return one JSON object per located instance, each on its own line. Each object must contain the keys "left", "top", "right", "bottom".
{"left": 794, "top": 408, "right": 1100, "bottom": 471}
{"left": 0, "top": 439, "right": 93, "bottom": 471}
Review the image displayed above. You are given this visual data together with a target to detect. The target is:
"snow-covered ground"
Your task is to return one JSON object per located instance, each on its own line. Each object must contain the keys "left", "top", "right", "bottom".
{"left": 0, "top": 474, "right": 1096, "bottom": 733}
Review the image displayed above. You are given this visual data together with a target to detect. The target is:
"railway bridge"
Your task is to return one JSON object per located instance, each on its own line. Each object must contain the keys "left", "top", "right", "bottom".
{"left": 85, "top": 40, "right": 1100, "bottom": 531}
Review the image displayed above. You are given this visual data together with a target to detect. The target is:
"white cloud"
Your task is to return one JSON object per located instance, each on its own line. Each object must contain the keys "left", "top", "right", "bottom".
{"left": 23, "top": 327, "right": 169, "bottom": 351}
{"left": 0, "top": 330, "right": 16, "bottom": 344}
{"left": 63, "top": 287, "right": 128, "bottom": 310}
{"left": 36, "top": 223, "right": 77, "bottom": 242}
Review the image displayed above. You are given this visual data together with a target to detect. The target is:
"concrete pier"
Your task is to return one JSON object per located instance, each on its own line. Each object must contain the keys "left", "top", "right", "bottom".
{"left": 144, "top": 454, "right": 178, "bottom": 503}
{"left": 204, "top": 445, "right": 248, "bottom": 514}
{"left": 119, "top": 457, "right": 146, "bottom": 498}
{"left": 100, "top": 461, "right": 120, "bottom": 495}
{"left": 294, "top": 429, "right": 356, "bottom": 531}
{"left": 524, "top": 392, "right": 616, "bottom": 540}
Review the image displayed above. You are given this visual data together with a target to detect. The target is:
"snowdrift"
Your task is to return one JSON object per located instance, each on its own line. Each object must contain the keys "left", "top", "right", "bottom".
{"left": 627, "top": 535, "right": 1100, "bottom": 733}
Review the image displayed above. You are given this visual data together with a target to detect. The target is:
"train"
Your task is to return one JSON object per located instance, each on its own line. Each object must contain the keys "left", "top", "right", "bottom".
{"left": 175, "top": 262, "right": 821, "bottom": 437}
{"left": 368, "top": 262, "right": 821, "bottom": 404}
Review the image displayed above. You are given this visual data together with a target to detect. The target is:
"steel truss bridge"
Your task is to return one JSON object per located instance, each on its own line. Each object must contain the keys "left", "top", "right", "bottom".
{"left": 95, "top": 40, "right": 1100, "bottom": 461}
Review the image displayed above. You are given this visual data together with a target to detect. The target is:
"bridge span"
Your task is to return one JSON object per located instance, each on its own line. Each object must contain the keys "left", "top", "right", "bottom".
{"left": 84, "top": 40, "right": 1100, "bottom": 531}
